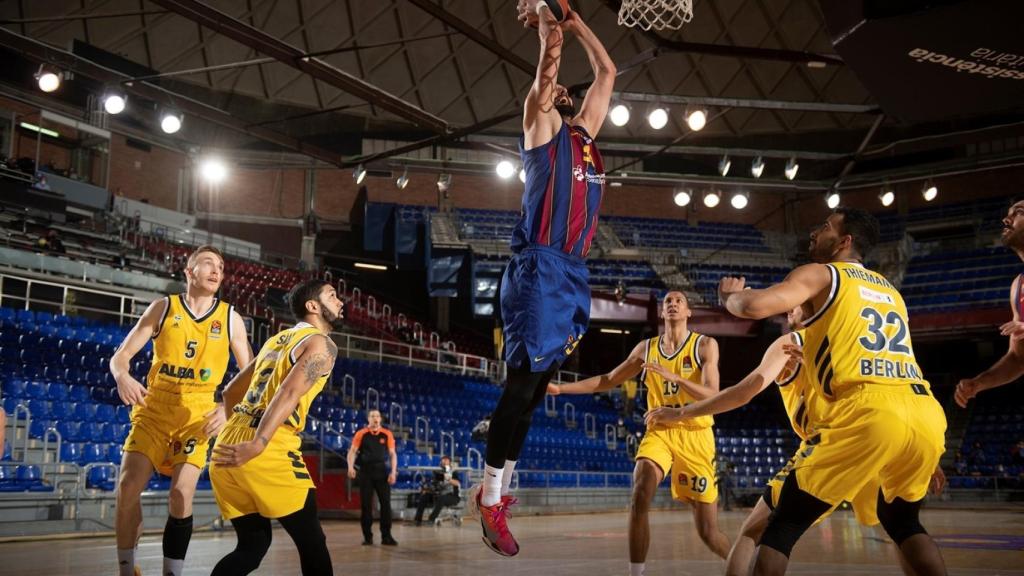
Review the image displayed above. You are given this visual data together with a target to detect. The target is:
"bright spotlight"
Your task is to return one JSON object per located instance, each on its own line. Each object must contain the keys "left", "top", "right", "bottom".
{"left": 496, "top": 160, "right": 515, "bottom": 179}
{"left": 160, "top": 111, "right": 183, "bottom": 134}
{"left": 519, "top": 169, "right": 526, "bottom": 183}
{"left": 396, "top": 169, "right": 409, "bottom": 190}
{"left": 36, "top": 66, "right": 61, "bottom": 93}
{"left": 784, "top": 157, "right": 799, "bottom": 180}
{"left": 673, "top": 190, "right": 691, "bottom": 207}
{"left": 647, "top": 107, "right": 668, "bottom": 130}
{"left": 437, "top": 173, "right": 452, "bottom": 192}
{"left": 922, "top": 183, "right": 938, "bottom": 202}
{"left": 730, "top": 192, "right": 748, "bottom": 210}
{"left": 103, "top": 93, "right": 126, "bottom": 115}
{"left": 686, "top": 109, "right": 707, "bottom": 131}
{"left": 750, "top": 156, "right": 765, "bottom": 179}
{"left": 703, "top": 190, "right": 721, "bottom": 208}
{"left": 880, "top": 190, "right": 895, "bottom": 207}
{"left": 609, "top": 104, "right": 630, "bottom": 127}
{"left": 199, "top": 158, "right": 228, "bottom": 184}
{"left": 718, "top": 155, "right": 731, "bottom": 177}
{"left": 353, "top": 164, "right": 367, "bottom": 184}
{"left": 826, "top": 191, "right": 841, "bottom": 209}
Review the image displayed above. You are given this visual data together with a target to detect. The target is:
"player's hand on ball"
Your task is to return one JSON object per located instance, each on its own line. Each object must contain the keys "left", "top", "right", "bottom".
{"left": 718, "top": 276, "right": 746, "bottom": 306}
{"left": 999, "top": 320, "right": 1024, "bottom": 341}
{"left": 115, "top": 375, "right": 148, "bottom": 408}
{"left": 954, "top": 378, "right": 981, "bottom": 408}
{"left": 642, "top": 362, "right": 677, "bottom": 383}
{"left": 644, "top": 406, "right": 683, "bottom": 428}
{"left": 212, "top": 440, "right": 263, "bottom": 468}
{"left": 203, "top": 405, "right": 227, "bottom": 437}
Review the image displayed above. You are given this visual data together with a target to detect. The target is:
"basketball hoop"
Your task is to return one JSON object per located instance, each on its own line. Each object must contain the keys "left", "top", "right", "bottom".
{"left": 618, "top": 0, "right": 693, "bottom": 31}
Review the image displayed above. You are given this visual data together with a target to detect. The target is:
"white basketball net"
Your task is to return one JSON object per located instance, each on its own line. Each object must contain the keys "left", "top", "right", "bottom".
{"left": 618, "top": 0, "right": 693, "bottom": 31}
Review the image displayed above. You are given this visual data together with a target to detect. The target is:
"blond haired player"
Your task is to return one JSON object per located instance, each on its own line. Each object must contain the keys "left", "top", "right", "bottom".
{"left": 717, "top": 207, "right": 947, "bottom": 576}
{"left": 109, "top": 245, "right": 252, "bottom": 576}
{"left": 552, "top": 291, "right": 730, "bottom": 576}
{"left": 647, "top": 306, "right": 943, "bottom": 576}
{"left": 209, "top": 279, "right": 342, "bottom": 576}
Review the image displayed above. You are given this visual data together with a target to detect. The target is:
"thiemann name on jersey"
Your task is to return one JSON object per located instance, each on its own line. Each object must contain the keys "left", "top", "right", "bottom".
{"left": 840, "top": 266, "right": 896, "bottom": 291}
{"left": 860, "top": 357, "right": 923, "bottom": 380}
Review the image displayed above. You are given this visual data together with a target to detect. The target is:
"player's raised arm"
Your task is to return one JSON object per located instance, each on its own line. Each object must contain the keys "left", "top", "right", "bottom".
{"left": 109, "top": 298, "right": 168, "bottom": 407}
{"left": 645, "top": 334, "right": 794, "bottom": 427}
{"left": 719, "top": 264, "right": 831, "bottom": 320}
{"left": 521, "top": 0, "right": 566, "bottom": 148}
{"left": 563, "top": 12, "right": 616, "bottom": 138}
{"left": 551, "top": 340, "right": 646, "bottom": 395}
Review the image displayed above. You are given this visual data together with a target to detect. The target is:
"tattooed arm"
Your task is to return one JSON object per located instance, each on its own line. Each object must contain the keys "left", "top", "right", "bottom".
{"left": 212, "top": 334, "right": 338, "bottom": 467}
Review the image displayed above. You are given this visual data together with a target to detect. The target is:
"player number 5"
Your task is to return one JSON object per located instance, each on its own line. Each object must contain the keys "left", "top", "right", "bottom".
{"left": 184, "top": 340, "right": 198, "bottom": 359}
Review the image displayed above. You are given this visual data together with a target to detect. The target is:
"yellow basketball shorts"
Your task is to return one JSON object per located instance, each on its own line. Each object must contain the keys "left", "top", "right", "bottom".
{"left": 636, "top": 426, "right": 717, "bottom": 503}
{"left": 792, "top": 385, "right": 946, "bottom": 507}
{"left": 123, "top": 391, "right": 216, "bottom": 476}
{"left": 210, "top": 425, "right": 314, "bottom": 520}
{"left": 766, "top": 440, "right": 880, "bottom": 527}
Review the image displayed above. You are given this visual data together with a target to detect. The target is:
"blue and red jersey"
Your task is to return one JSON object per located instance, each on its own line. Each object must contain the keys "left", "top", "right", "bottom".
{"left": 513, "top": 123, "right": 605, "bottom": 258}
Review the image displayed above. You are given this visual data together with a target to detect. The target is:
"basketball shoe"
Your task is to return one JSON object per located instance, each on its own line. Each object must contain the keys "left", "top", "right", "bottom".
{"left": 476, "top": 489, "right": 519, "bottom": 556}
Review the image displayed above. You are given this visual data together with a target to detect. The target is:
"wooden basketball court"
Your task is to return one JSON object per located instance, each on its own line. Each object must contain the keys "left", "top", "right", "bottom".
{"left": 1, "top": 507, "right": 1020, "bottom": 575}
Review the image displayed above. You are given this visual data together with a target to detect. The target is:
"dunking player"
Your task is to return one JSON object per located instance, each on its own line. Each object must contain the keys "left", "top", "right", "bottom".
{"left": 646, "top": 305, "right": 942, "bottom": 576}
{"left": 717, "top": 207, "right": 948, "bottom": 576}
{"left": 552, "top": 292, "right": 730, "bottom": 576}
{"left": 209, "top": 279, "right": 342, "bottom": 576}
{"left": 476, "top": 0, "right": 616, "bottom": 557}
{"left": 956, "top": 198, "right": 1024, "bottom": 407}
{"left": 109, "top": 245, "right": 252, "bottom": 576}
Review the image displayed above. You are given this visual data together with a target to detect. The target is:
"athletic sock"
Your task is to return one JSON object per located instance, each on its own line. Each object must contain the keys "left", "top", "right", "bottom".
{"left": 629, "top": 562, "right": 646, "bottom": 576}
{"left": 482, "top": 464, "right": 503, "bottom": 507}
{"left": 500, "top": 460, "right": 517, "bottom": 497}
{"left": 162, "top": 514, "right": 193, "bottom": 576}
{"left": 117, "top": 548, "right": 136, "bottom": 576}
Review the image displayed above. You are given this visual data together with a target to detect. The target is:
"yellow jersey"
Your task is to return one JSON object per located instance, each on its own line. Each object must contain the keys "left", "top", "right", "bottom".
{"left": 803, "top": 262, "right": 929, "bottom": 400}
{"left": 226, "top": 323, "right": 329, "bottom": 438}
{"left": 147, "top": 294, "right": 233, "bottom": 400}
{"left": 774, "top": 330, "right": 823, "bottom": 440}
{"left": 643, "top": 332, "right": 713, "bottom": 430}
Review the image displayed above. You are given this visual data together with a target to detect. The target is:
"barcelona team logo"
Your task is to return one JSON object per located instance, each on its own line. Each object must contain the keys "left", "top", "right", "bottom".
{"left": 211, "top": 320, "right": 222, "bottom": 335}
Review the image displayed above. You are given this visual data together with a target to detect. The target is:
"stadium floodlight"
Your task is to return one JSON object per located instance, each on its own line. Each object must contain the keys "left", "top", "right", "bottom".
{"left": 496, "top": 160, "right": 515, "bottom": 179}
{"left": 519, "top": 168, "right": 526, "bottom": 183}
{"left": 685, "top": 108, "right": 707, "bottom": 131}
{"left": 879, "top": 189, "right": 895, "bottom": 207}
{"left": 647, "top": 107, "right": 668, "bottom": 130}
{"left": 36, "top": 65, "right": 61, "bottom": 92}
{"left": 826, "top": 190, "right": 841, "bottom": 209}
{"left": 784, "top": 157, "right": 799, "bottom": 180}
{"left": 437, "top": 173, "right": 452, "bottom": 192}
{"left": 673, "top": 189, "right": 691, "bottom": 207}
{"left": 922, "top": 182, "right": 938, "bottom": 202}
{"left": 750, "top": 156, "right": 765, "bottom": 179}
{"left": 730, "top": 192, "right": 749, "bottom": 210}
{"left": 103, "top": 91, "right": 127, "bottom": 115}
{"left": 353, "top": 164, "right": 367, "bottom": 185}
{"left": 199, "top": 158, "right": 228, "bottom": 184}
{"left": 160, "top": 110, "right": 183, "bottom": 134}
{"left": 396, "top": 168, "right": 409, "bottom": 190}
{"left": 703, "top": 190, "right": 721, "bottom": 208}
{"left": 718, "top": 155, "right": 731, "bottom": 177}
{"left": 609, "top": 103, "right": 630, "bottom": 127}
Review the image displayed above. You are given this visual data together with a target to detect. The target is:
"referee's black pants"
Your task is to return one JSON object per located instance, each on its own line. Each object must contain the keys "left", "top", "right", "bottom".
{"left": 358, "top": 467, "right": 392, "bottom": 541}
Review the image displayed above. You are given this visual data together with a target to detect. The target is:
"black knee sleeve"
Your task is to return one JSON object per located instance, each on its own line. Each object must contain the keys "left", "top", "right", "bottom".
{"left": 877, "top": 493, "right": 927, "bottom": 545}
{"left": 486, "top": 365, "right": 557, "bottom": 468}
{"left": 758, "top": 474, "right": 831, "bottom": 558}
{"left": 162, "top": 514, "right": 193, "bottom": 560}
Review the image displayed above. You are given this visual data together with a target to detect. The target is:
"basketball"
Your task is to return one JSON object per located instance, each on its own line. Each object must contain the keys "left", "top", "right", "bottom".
{"left": 526, "top": 0, "right": 572, "bottom": 27}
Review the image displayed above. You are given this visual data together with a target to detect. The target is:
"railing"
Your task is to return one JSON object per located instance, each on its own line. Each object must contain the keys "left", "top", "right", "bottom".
{"left": 414, "top": 417, "right": 430, "bottom": 448}
{"left": 0, "top": 272, "right": 140, "bottom": 326}
{"left": 389, "top": 403, "right": 404, "bottom": 431}
{"left": 10, "top": 402, "right": 31, "bottom": 461}
{"left": 626, "top": 434, "right": 638, "bottom": 459}
{"left": 365, "top": 387, "right": 379, "bottom": 412}
{"left": 41, "top": 427, "right": 62, "bottom": 464}
{"left": 563, "top": 402, "right": 576, "bottom": 428}
{"left": 329, "top": 331, "right": 497, "bottom": 380}
{"left": 544, "top": 394, "right": 557, "bottom": 417}
{"left": 584, "top": 413, "right": 596, "bottom": 439}
{"left": 341, "top": 374, "right": 356, "bottom": 406}
{"left": 439, "top": 431, "right": 455, "bottom": 462}
{"left": 604, "top": 423, "right": 617, "bottom": 450}
{"left": 465, "top": 447, "right": 483, "bottom": 470}
{"left": 515, "top": 469, "right": 633, "bottom": 489}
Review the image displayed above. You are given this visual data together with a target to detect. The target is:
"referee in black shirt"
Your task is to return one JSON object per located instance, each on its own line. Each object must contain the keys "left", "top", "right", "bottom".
{"left": 347, "top": 409, "right": 398, "bottom": 546}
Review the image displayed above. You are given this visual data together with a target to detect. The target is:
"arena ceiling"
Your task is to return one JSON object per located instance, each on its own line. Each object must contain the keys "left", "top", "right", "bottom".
{"left": 1, "top": 0, "right": 1021, "bottom": 184}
